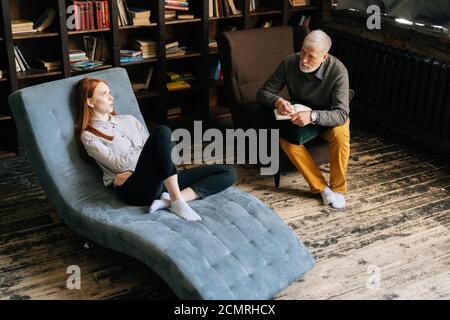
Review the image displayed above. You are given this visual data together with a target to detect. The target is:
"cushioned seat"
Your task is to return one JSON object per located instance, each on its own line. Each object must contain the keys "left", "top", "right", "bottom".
{"left": 8, "top": 68, "right": 315, "bottom": 299}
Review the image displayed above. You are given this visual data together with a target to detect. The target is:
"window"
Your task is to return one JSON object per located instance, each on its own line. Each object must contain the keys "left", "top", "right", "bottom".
{"left": 332, "top": 0, "right": 450, "bottom": 34}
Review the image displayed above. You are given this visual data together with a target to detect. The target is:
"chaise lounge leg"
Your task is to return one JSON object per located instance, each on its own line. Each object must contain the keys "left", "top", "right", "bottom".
{"left": 274, "top": 171, "right": 280, "bottom": 188}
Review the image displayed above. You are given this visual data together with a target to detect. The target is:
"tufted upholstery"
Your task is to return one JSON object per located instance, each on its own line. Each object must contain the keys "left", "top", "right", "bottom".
{"left": 8, "top": 68, "right": 315, "bottom": 299}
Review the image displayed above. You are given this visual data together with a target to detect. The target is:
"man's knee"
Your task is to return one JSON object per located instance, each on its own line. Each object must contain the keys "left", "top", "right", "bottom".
{"left": 328, "top": 125, "right": 350, "bottom": 146}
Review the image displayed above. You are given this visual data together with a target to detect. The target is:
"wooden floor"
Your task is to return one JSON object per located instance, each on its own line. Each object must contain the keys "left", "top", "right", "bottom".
{"left": 1, "top": 121, "right": 449, "bottom": 300}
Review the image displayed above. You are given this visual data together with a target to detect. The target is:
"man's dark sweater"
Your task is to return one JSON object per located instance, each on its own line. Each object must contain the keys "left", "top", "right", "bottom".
{"left": 257, "top": 53, "right": 350, "bottom": 127}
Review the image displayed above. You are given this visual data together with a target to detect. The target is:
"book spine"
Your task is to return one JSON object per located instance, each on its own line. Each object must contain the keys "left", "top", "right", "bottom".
{"left": 100, "top": 1, "right": 106, "bottom": 28}
{"left": 104, "top": 0, "right": 110, "bottom": 28}
{"left": 80, "top": 1, "right": 86, "bottom": 30}
{"left": 89, "top": 2, "right": 95, "bottom": 30}
{"left": 74, "top": 1, "right": 81, "bottom": 30}
{"left": 95, "top": 1, "right": 101, "bottom": 29}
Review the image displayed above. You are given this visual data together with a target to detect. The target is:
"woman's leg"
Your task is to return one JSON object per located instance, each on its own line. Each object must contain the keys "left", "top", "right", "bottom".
{"left": 176, "top": 164, "right": 237, "bottom": 200}
{"left": 117, "top": 125, "right": 177, "bottom": 205}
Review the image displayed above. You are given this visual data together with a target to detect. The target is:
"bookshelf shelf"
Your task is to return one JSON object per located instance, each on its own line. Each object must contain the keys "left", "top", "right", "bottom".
{"left": 166, "top": 18, "right": 202, "bottom": 25}
{"left": 17, "top": 69, "right": 63, "bottom": 80}
{"left": 209, "top": 14, "right": 243, "bottom": 21}
{"left": 120, "top": 57, "right": 158, "bottom": 67}
{"left": 249, "top": 8, "right": 283, "bottom": 16}
{"left": 134, "top": 89, "right": 159, "bottom": 100}
{"left": 288, "top": 5, "right": 318, "bottom": 13}
{"left": 166, "top": 52, "right": 202, "bottom": 61}
{"left": 70, "top": 64, "right": 113, "bottom": 75}
{"left": 12, "top": 31, "right": 60, "bottom": 40}
{"left": 68, "top": 28, "right": 111, "bottom": 36}
{"left": 119, "top": 23, "right": 157, "bottom": 30}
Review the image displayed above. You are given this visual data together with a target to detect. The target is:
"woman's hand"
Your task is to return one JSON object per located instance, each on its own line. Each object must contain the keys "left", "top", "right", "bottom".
{"left": 114, "top": 171, "right": 133, "bottom": 188}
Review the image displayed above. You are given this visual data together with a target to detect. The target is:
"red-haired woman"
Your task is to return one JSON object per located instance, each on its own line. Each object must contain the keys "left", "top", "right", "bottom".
{"left": 75, "top": 78, "right": 236, "bottom": 221}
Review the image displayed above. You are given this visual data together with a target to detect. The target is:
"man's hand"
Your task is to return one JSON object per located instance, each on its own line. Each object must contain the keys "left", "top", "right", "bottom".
{"left": 114, "top": 171, "right": 133, "bottom": 188}
{"left": 291, "top": 111, "right": 312, "bottom": 127}
{"left": 275, "top": 98, "right": 294, "bottom": 115}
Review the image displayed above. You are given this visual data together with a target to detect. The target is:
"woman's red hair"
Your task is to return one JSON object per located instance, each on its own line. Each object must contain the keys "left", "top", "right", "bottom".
{"left": 74, "top": 78, "right": 116, "bottom": 143}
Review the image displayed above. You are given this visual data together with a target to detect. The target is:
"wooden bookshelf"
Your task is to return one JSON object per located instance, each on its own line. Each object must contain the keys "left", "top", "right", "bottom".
{"left": 0, "top": 0, "right": 323, "bottom": 156}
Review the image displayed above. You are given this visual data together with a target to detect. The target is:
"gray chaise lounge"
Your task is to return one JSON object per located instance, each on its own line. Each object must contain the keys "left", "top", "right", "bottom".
{"left": 9, "top": 68, "right": 315, "bottom": 299}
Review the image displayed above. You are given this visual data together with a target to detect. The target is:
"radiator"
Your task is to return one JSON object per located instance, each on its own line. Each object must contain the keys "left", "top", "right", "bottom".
{"left": 325, "top": 28, "right": 450, "bottom": 138}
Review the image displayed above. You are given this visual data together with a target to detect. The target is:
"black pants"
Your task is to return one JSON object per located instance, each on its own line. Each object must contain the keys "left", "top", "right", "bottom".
{"left": 116, "top": 125, "right": 237, "bottom": 206}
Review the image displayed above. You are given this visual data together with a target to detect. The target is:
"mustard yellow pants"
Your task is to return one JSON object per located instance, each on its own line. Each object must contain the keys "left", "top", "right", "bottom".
{"left": 280, "top": 119, "right": 350, "bottom": 194}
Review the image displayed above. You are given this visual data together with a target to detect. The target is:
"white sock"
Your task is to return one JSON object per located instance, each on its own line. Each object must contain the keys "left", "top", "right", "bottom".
{"left": 160, "top": 192, "right": 171, "bottom": 201}
{"left": 149, "top": 198, "right": 170, "bottom": 213}
{"left": 331, "top": 192, "right": 346, "bottom": 209}
{"left": 321, "top": 186, "right": 335, "bottom": 205}
{"left": 169, "top": 199, "right": 201, "bottom": 221}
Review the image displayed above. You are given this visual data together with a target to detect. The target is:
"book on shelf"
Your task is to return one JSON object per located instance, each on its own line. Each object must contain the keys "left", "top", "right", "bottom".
{"left": 289, "top": 14, "right": 311, "bottom": 27}
{"left": 167, "top": 106, "right": 182, "bottom": 120}
{"left": 289, "top": 0, "right": 311, "bottom": 7}
{"left": 167, "top": 72, "right": 195, "bottom": 82}
{"left": 36, "top": 57, "right": 61, "bottom": 71}
{"left": 11, "top": 19, "right": 35, "bottom": 34}
{"left": 128, "top": 7, "right": 151, "bottom": 26}
{"left": 165, "top": 10, "right": 177, "bottom": 20}
{"left": 33, "top": 7, "right": 57, "bottom": 32}
{"left": 249, "top": 0, "right": 256, "bottom": 12}
{"left": 177, "top": 14, "right": 195, "bottom": 20}
{"left": 69, "top": 49, "right": 89, "bottom": 63}
{"left": 117, "top": 0, "right": 134, "bottom": 27}
{"left": 209, "top": 0, "right": 241, "bottom": 18}
{"left": 14, "top": 45, "right": 31, "bottom": 72}
{"left": 70, "top": 60, "right": 104, "bottom": 71}
{"left": 84, "top": 35, "right": 97, "bottom": 61}
{"left": 209, "top": 57, "right": 222, "bottom": 80}
{"left": 131, "top": 65, "right": 154, "bottom": 91}
{"left": 165, "top": 40, "right": 186, "bottom": 58}
{"left": 165, "top": 0, "right": 190, "bottom": 12}
{"left": 132, "top": 37, "right": 157, "bottom": 59}
{"left": 167, "top": 81, "right": 191, "bottom": 91}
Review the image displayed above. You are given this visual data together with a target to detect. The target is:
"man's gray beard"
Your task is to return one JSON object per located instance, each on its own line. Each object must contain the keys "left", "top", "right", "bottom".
{"left": 300, "top": 64, "right": 320, "bottom": 73}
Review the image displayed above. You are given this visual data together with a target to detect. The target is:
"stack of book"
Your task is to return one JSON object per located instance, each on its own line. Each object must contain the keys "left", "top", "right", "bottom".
{"left": 0, "top": 70, "right": 4, "bottom": 79}
{"left": 166, "top": 71, "right": 194, "bottom": 91}
{"left": 11, "top": 19, "right": 35, "bottom": 34}
{"left": 120, "top": 50, "right": 143, "bottom": 63}
{"left": 71, "top": 0, "right": 110, "bottom": 31}
{"left": 165, "top": 0, "right": 189, "bottom": 12}
{"left": 167, "top": 106, "right": 182, "bottom": 120}
{"left": 166, "top": 41, "right": 185, "bottom": 58}
{"left": 13, "top": 45, "right": 31, "bottom": 72}
{"left": 209, "top": 0, "right": 241, "bottom": 18}
{"left": 128, "top": 7, "right": 151, "bottom": 26}
{"left": 132, "top": 38, "right": 157, "bottom": 59}
{"left": 165, "top": 0, "right": 195, "bottom": 20}
{"left": 289, "top": 0, "right": 311, "bottom": 7}
{"left": 69, "top": 49, "right": 104, "bottom": 71}
{"left": 36, "top": 57, "right": 61, "bottom": 71}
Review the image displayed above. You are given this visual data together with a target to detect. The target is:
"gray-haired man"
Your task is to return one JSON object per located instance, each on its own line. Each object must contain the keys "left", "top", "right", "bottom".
{"left": 257, "top": 29, "right": 351, "bottom": 209}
